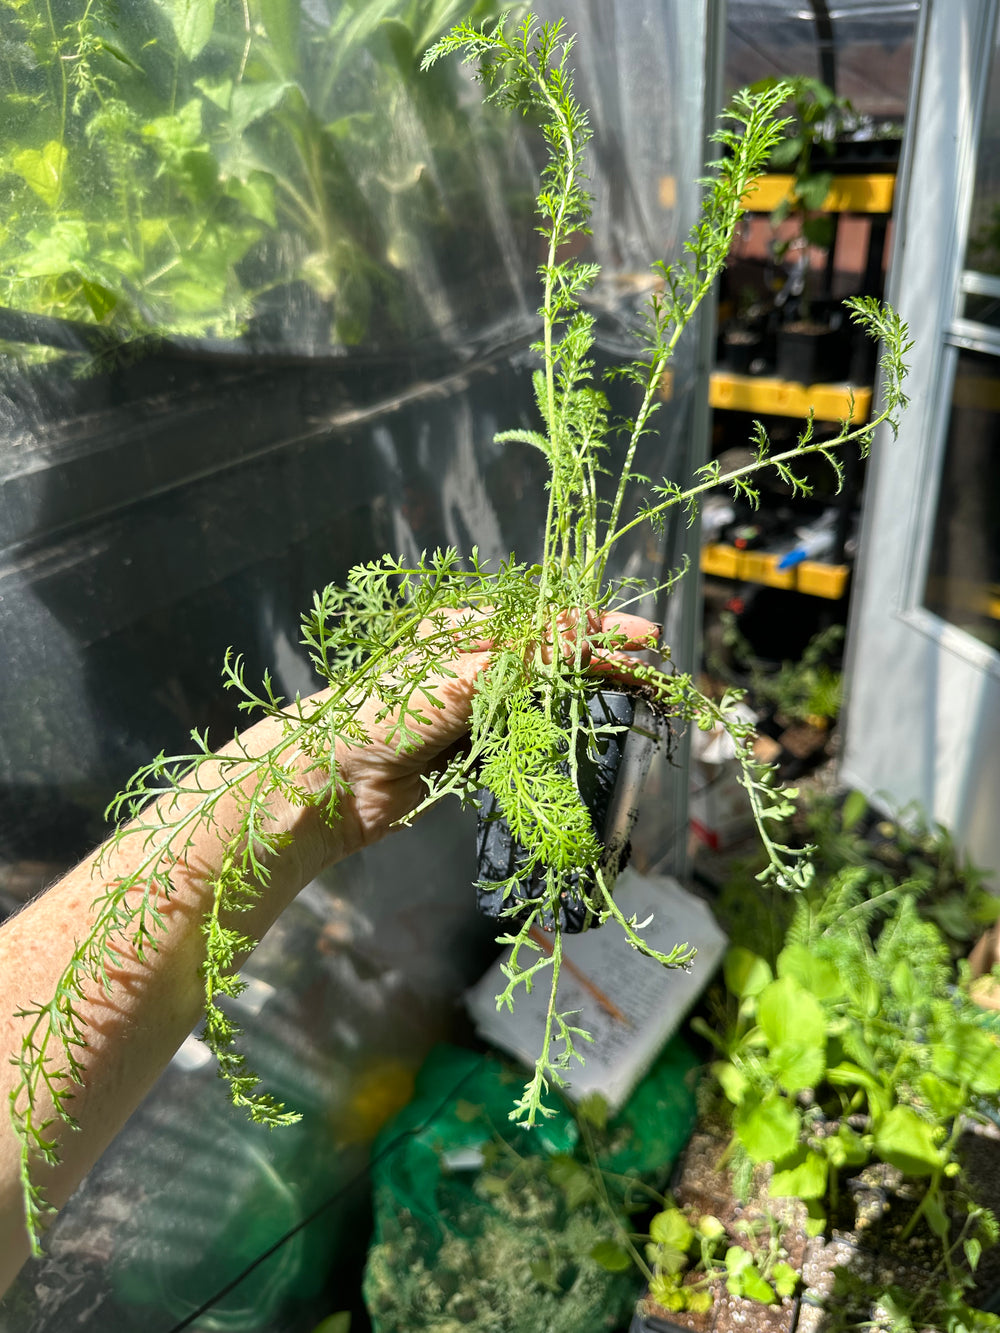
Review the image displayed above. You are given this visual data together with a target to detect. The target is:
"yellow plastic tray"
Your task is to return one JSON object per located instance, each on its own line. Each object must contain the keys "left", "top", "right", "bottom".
{"left": 797, "top": 561, "right": 851, "bottom": 599}
{"left": 709, "top": 372, "right": 872, "bottom": 424}
{"left": 741, "top": 173, "right": 896, "bottom": 214}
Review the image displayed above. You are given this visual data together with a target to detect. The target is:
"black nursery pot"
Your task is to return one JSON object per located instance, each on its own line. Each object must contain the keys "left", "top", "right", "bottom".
{"left": 775, "top": 322, "right": 852, "bottom": 385}
{"left": 722, "top": 326, "right": 763, "bottom": 375}
{"left": 475, "top": 689, "right": 663, "bottom": 933}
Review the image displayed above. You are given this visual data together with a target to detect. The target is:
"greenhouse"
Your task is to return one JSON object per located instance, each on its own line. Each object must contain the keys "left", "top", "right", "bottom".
{"left": 2, "top": 2, "right": 1000, "bottom": 1330}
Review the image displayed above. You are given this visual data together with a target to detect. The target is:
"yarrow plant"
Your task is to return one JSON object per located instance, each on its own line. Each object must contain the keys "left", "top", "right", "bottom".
{"left": 9, "top": 11, "right": 910, "bottom": 1250}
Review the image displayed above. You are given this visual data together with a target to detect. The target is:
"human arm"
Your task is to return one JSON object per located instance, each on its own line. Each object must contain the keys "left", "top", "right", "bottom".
{"left": 0, "top": 612, "right": 655, "bottom": 1294}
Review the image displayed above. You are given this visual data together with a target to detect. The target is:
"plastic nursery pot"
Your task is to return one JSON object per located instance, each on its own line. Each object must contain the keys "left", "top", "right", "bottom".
{"left": 722, "top": 325, "right": 766, "bottom": 375}
{"left": 775, "top": 321, "right": 852, "bottom": 385}
{"left": 630, "top": 1295, "right": 802, "bottom": 1333}
{"left": 475, "top": 688, "right": 663, "bottom": 933}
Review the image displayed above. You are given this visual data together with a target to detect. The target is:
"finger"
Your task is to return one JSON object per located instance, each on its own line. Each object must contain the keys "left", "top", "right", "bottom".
{"left": 417, "top": 607, "right": 495, "bottom": 653}
{"left": 588, "top": 649, "right": 655, "bottom": 687}
{"left": 596, "top": 613, "right": 660, "bottom": 650}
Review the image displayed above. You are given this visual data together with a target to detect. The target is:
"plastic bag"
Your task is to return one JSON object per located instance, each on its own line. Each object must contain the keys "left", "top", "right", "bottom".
{"left": 362, "top": 1039, "right": 699, "bottom": 1332}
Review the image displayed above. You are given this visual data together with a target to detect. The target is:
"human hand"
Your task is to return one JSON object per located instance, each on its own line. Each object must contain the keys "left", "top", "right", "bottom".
{"left": 321, "top": 608, "right": 660, "bottom": 856}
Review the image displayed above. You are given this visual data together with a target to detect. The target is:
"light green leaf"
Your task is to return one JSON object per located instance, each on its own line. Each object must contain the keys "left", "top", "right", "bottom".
{"left": 822, "top": 1123, "right": 870, "bottom": 1170}
{"left": 732, "top": 1263, "right": 776, "bottom": 1304}
{"left": 770, "top": 1038, "right": 825, "bottom": 1095}
{"left": 770, "top": 1148, "right": 828, "bottom": 1200}
{"left": 649, "top": 1209, "right": 694, "bottom": 1251}
{"left": 772, "top": 1261, "right": 799, "bottom": 1299}
{"left": 229, "top": 81, "right": 291, "bottom": 136}
{"left": 966, "top": 1237, "right": 983, "bottom": 1273}
{"left": 713, "top": 1059, "right": 749, "bottom": 1106}
{"left": 161, "top": 0, "right": 215, "bottom": 60}
{"left": 924, "top": 1188, "right": 950, "bottom": 1239}
{"left": 932, "top": 1021, "right": 1000, "bottom": 1095}
{"left": 137, "top": 219, "right": 168, "bottom": 250}
{"left": 777, "top": 943, "right": 843, "bottom": 1002}
{"left": 805, "top": 1200, "right": 826, "bottom": 1237}
{"left": 758, "top": 976, "right": 827, "bottom": 1093}
{"left": 195, "top": 76, "right": 233, "bottom": 110}
{"left": 142, "top": 100, "right": 203, "bottom": 159}
{"left": 736, "top": 1095, "right": 801, "bottom": 1164}
{"left": 12, "top": 141, "right": 67, "bottom": 207}
{"left": 758, "top": 976, "right": 827, "bottom": 1049}
{"left": 697, "top": 1214, "right": 726, "bottom": 1240}
{"left": 259, "top": 0, "right": 300, "bottom": 75}
{"left": 225, "top": 172, "right": 276, "bottom": 227}
{"left": 872, "top": 1105, "right": 945, "bottom": 1177}
{"left": 918, "top": 1071, "right": 965, "bottom": 1119}
{"left": 724, "top": 947, "right": 773, "bottom": 1001}
{"left": 589, "top": 1240, "right": 631, "bottom": 1273}
{"left": 724, "top": 1244, "right": 753, "bottom": 1278}
{"left": 18, "top": 220, "right": 88, "bottom": 276}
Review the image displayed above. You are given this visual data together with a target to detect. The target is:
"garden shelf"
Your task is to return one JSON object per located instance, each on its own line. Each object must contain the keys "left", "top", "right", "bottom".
{"left": 740, "top": 172, "right": 897, "bottom": 215}
{"left": 700, "top": 544, "right": 851, "bottom": 599}
{"left": 708, "top": 372, "right": 872, "bottom": 423}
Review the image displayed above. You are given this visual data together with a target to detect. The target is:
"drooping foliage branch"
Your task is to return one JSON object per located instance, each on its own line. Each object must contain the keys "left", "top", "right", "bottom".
{"left": 9, "top": 10, "right": 910, "bottom": 1251}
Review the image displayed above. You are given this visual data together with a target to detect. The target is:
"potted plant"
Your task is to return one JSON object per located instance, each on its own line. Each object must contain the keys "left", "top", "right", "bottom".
{"left": 631, "top": 853, "right": 1000, "bottom": 1332}
{"left": 712, "top": 617, "right": 846, "bottom": 776}
{"left": 6, "top": 11, "right": 911, "bottom": 1256}
{"left": 755, "top": 76, "right": 857, "bottom": 386}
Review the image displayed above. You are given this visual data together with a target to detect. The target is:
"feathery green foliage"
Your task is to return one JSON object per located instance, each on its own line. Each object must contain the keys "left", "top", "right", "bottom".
{"left": 9, "top": 11, "right": 911, "bottom": 1253}
{"left": 694, "top": 865, "right": 1000, "bottom": 1327}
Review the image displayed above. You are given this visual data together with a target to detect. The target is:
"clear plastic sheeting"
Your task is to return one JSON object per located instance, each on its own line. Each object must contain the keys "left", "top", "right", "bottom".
{"left": 726, "top": 0, "right": 919, "bottom": 117}
{"left": 0, "top": 2, "right": 716, "bottom": 1329}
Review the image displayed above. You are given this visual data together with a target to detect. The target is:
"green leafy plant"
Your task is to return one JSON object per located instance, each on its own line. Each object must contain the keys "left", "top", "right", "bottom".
{"left": 638, "top": 1203, "right": 799, "bottom": 1315}
{"left": 692, "top": 867, "right": 1000, "bottom": 1328}
{"left": 712, "top": 786, "right": 1000, "bottom": 973}
{"left": 716, "top": 615, "right": 845, "bottom": 725}
{"left": 756, "top": 75, "right": 856, "bottom": 259}
{"left": 0, "top": 0, "right": 516, "bottom": 347}
{"left": 8, "top": 10, "right": 911, "bottom": 1252}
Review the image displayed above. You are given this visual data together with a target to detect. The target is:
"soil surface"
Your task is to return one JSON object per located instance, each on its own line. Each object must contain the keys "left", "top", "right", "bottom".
{"left": 635, "top": 1117, "right": 1000, "bottom": 1332}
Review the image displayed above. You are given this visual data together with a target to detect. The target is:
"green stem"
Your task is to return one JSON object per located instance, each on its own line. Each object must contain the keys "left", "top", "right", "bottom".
{"left": 14, "top": 601, "right": 458, "bottom": 1245}
{"left": 589, "top": 406, "right": 892, "bottom": 579}
{"left": 42, "top": 0, "right": 67, "bottom": 205}
{"left": 579, "top": 1116, "right": 654, "bottom": 1282}
{"left": 900, "top": 1109, "right": 965, "bottom": 1244}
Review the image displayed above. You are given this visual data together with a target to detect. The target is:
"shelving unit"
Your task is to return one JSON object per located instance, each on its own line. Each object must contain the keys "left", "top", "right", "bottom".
{"left": 708, "top": 372, "right": 871, "bottom": 423}
{"left": 703, "top": 166, "right": 898, "bottom": 604}
{"left": 741, "top": 171, "right": 896, "bottom": 215}
{"left": 701, "top": 542, "right": 850, "bottom": 599}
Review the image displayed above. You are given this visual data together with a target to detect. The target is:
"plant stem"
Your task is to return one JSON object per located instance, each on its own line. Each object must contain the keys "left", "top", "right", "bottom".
{"left": 579, "top": 1116, "right": 655, "bottom": 1282}
{"left": 589, "top": 406, "right": 892, "bottom": 577}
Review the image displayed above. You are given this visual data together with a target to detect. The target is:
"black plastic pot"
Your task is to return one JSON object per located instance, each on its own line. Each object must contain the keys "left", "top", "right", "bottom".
{"left": 475, "top": 689, "right": 663, "bottom": 933}
{"left": 775, "top": 321, "right": 852, "bottom": 385}
{"left": 722, "top": 326, "right": 763, "bottom": 375}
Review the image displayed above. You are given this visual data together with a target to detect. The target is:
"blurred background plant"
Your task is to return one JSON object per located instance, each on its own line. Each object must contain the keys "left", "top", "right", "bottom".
{"left": 0, "top": 0, "right": 526, "bottom": 349}
{"left": 708, "top": 611, "right": 844, "bottom": 735}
